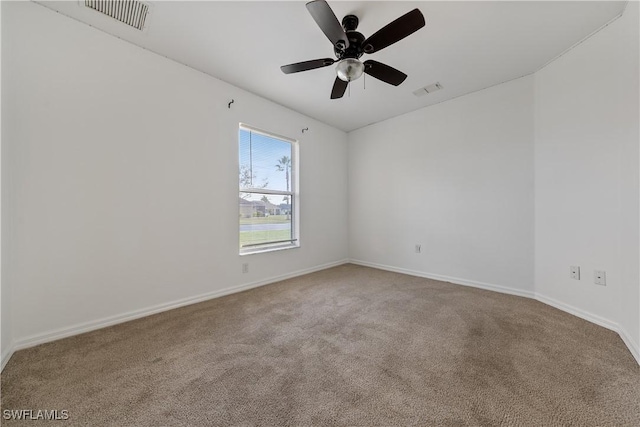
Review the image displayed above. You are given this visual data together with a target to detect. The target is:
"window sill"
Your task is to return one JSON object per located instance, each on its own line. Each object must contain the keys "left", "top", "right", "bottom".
{"left": 239, "top": 242, "right": 300, "bottom": 256}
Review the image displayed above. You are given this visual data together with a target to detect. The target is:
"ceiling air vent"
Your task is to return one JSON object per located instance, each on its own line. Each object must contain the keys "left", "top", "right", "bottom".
{"left": 413, "top": 82, "right": 443, "bottom": 97}
{"left": 84, "top": 0, "right": 150, "bottom": 31}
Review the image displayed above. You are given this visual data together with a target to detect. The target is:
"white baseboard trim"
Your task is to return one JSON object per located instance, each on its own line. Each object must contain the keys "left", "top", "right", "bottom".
{"left": 1, "top": 346, "right": 15, "bottom": 372}
{"left": 618, "top": 327, "right": 640, "bottom": 366}
{"left": 533, "top": 293, "right": 618, "bottom": 331}
{"left": 4, "top": 259, "right": 638, "bottom": 370}
{"left": 5, "top": 259, "right": 349, "bottom": 366}
{"left": 534, "top": 292, "right": 640, "bottom": 365}
{"left": 350, "top": 259, "right": 640, "bottom": 366}
{"left": 349, "top": 259, "right": 536, "bottom": 299}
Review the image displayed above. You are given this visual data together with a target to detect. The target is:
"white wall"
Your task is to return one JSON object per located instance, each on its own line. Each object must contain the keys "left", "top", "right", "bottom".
{"left": 2, "top": 1, "right": 348, "bottom": 349}
{"left": 348, "top": 76, "right": 535, "bottom": 295}
{"left": 534, "top": 2, "right": 639, "bottom": 352}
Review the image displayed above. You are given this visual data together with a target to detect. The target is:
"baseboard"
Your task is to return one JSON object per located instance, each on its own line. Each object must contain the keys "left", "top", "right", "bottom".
{"left": 534, "top": 293, "right": 640, "bottom": 365}
{"left": 533, "top": 293, "right": 618, "bottom": 331}
{"left": 5, "top": 258, "right": 638, "bottom": 369}
{"left": 9, "top": 259, "right": 349, "bottom": 358}
{"left": 1, "top": 346, "right": 15, "bottom": 372}
{"left": 617, "top": 327, "right": 640, "bottom": 366}
{"left": 349, "top": 259, "right": 536, "bottom": 299}
{"left": 350, "top": 259, "right": 639, "bottom": 366}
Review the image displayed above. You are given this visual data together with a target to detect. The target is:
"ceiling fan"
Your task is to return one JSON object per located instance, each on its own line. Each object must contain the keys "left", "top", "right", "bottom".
{"left": 280, "top": 0, "right": 425, "bottom": 99}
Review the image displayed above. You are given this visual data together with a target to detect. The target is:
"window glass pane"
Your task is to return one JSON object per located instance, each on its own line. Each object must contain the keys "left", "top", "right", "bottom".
{"left": 239, "top": 125, "right": 296, "bottom": 252}
{"left": 239, "top": 128, "right": 292, "bottom": 192}
{"left": 239, "top": 193, "right": 293, "bottom": 248}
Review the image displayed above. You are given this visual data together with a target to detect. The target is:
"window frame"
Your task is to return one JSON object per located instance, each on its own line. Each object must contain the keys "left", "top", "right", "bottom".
{"left": 238, "top": 123, "right": 299, "bottom": 255}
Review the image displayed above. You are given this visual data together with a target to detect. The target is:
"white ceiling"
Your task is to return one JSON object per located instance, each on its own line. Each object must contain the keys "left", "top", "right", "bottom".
{"left": 38, "top": 1, "right": 626, "bottom": 132}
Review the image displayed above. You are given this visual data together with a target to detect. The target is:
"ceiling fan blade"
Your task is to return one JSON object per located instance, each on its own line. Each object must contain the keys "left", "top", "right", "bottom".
{"left": 306, "top": 0, "right": 350, "bottom": 50}
{"left": 330, "top": 77, "right": 348, "bottom": 99}
{"left": 362, "top": 9, "right": 425, "bottom": 54}
{"left": 363, "top": 60, "right": 407, "bottom": 86}
{"left": 281, "top": 58, "right": 335, "bottom": 74}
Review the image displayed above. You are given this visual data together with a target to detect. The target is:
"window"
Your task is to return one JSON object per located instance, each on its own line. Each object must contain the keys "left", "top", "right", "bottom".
{"left": 239, "top": 124, "right": 298, "bottom": 254}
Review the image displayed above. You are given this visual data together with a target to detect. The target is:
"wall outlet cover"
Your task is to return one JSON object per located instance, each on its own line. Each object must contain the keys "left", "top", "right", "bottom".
{"left": 594, "top": 270, "right": 606, "bottom": 286}
{"left": 570, "top": 266, "right": 580, "bottom": 280}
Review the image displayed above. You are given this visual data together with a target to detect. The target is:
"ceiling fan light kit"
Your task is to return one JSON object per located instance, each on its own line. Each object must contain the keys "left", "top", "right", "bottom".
{"left": 280, "top": 0, "right": 425, "bottom": 99}
{"left": 336, "top": 58, "right": 364, "bottom": 82}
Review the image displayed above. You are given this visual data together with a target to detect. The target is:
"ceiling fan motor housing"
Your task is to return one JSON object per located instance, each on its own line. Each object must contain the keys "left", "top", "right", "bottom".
{"left": 335, "top": 24, "right": 365, "bottom": 59}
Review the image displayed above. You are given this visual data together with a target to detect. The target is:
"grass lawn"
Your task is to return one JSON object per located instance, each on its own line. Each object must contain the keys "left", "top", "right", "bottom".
{"left": 239, "top": 215, "right": 290, "bottom": 225}
{"left": 240, "top": 229, "right": 291, "bottom": 247}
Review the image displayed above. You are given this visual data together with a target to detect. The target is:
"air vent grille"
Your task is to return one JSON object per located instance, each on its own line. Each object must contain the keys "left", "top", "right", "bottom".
{"left": 85, "top": 0, "right": 149, "bottom": 31}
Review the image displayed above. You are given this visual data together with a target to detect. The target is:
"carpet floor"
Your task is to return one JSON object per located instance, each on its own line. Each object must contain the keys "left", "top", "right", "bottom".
{"left": 1, "top": 264, "right": 639, "bottom": 426}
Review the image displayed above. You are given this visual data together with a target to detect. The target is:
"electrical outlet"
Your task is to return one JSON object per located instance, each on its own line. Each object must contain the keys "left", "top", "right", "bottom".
{"left": 570, "top": 266, "right": 580, "bottom": 280}
{"left": 415, "top": 244, "right": 421, "bottom": 254}
{"left": 594, "top": 270, "right": 606, "bottom": 286}
{"left": 242, "top": 263, "right": 249, "bottom": 274}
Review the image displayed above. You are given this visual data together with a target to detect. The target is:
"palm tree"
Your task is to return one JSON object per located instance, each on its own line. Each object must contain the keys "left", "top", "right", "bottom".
{"left": 275, "top": 156, "right": 291, "bottom": 192}
{"left": 275, "top": 156, "right": 291, "bottom": 218}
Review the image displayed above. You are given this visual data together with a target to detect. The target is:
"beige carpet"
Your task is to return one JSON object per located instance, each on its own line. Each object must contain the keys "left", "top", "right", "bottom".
{"left": 2, "top": 264, "right": 639, "bottom": 426}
